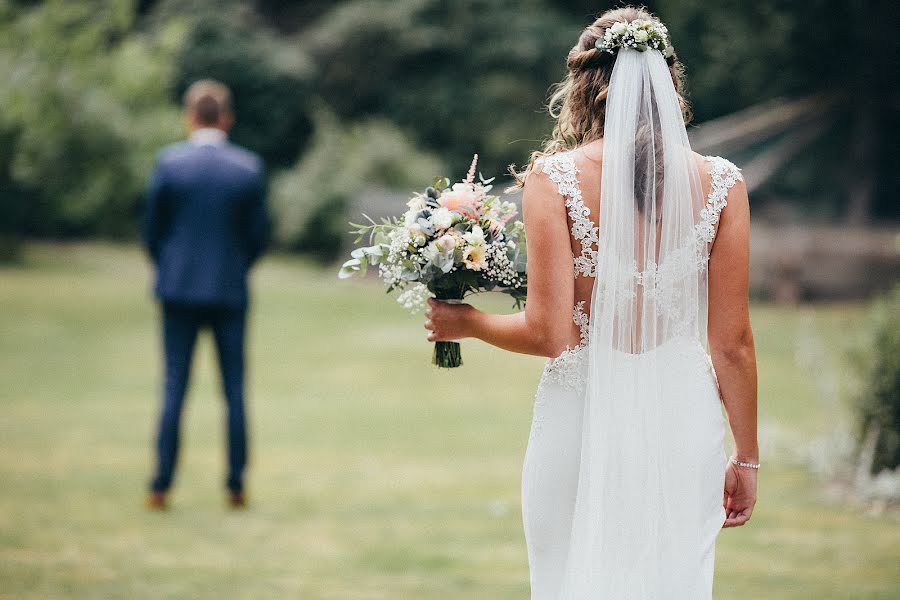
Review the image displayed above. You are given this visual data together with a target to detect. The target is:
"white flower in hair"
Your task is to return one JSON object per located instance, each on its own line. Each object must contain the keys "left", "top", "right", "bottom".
{"left": 595, "top": 18, "right": 673, "bottom": 57}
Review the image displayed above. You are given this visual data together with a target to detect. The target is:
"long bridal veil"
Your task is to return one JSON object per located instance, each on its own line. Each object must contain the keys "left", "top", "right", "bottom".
{"left": 559, "top": 48, "right": 712, "bottom": 598}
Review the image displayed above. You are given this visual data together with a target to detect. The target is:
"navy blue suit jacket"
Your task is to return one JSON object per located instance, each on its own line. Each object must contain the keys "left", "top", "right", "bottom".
{"left": 142, "top": 138, "right": 270, "bottom": 309}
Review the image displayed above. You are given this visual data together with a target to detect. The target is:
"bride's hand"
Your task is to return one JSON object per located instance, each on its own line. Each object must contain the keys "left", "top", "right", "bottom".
{"left": 722, "top": 460, "right": 758, "bottom": 528}
{"left": 424, "top": 298, "right": 478, "bottom": 341}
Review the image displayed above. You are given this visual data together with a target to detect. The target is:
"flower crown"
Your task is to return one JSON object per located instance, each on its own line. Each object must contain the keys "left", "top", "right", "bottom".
{"left": 595, "top": 19, "right": 674, "bottom": 58}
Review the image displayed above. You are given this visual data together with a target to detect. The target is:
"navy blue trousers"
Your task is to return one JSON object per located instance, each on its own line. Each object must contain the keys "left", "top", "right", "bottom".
{"left": 150, "top": 302, "right": 247, "bottom": 493}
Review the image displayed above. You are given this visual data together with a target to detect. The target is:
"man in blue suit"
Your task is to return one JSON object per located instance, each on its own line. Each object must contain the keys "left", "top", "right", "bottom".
{"left": 142, "top": 80, "right": 270, "bottom": 510}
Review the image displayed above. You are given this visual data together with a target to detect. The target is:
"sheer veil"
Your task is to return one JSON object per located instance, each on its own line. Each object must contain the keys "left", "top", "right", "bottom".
{"left": 558, "top": 47, "right": 710, "bottom": 597}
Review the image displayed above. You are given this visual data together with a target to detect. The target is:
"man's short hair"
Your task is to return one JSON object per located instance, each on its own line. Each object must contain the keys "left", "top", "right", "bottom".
{"left": 183, "top": 79, "right": 232, "bottom": 126}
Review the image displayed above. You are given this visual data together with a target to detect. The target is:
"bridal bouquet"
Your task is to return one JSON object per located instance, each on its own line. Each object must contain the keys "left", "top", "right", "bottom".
{"left": 338, "top": 155, "right": 527, "bottom": 368}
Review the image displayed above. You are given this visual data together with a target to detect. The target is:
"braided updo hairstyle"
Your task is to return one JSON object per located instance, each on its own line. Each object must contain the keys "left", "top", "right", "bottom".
{"left": 510, "top": 6, "right": 690, "bottom": 187}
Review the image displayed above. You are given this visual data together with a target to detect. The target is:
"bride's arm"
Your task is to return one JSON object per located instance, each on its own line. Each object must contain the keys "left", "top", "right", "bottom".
{"left": 708, "top": 179, "right": 759, "bottom": 527}
{"left": 424, "top": 168, "right": 575, "bottom": 358}
{"left": 708, "top": 179, "right": 758, "bottom": 462}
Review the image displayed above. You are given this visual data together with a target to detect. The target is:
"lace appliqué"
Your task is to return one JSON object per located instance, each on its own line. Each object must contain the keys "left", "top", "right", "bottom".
{"left": 537, "top": 301, "right": 590, "bottom": 395}
{"left": 531, "top": 303, "right": 590, "bottom": 441}
{"left": 696, "top": 156, "right": 742, "bottom": 247}
{"left": 538, "top": 153, "right": 599, "bottom": 278}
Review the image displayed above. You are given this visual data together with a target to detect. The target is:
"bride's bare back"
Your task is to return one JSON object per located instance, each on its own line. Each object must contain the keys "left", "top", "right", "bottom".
{"left": 523, "top": 140, "right": 751, "bottom": 356}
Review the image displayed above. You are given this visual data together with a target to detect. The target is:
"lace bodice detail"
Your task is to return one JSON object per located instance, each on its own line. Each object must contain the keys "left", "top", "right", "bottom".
{"left": 536, "top": 153, "right": 742, "bottom": 393}
{"left": 540, "top": 301, "right": 590, "bottom": 395}
{"left": 537, "top": 153, "right": 599, "bottom": 277}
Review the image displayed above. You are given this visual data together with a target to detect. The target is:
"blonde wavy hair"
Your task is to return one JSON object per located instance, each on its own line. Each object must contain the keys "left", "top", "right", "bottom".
{"left": 510, "top": 6, "right": 690, "bottom": 188}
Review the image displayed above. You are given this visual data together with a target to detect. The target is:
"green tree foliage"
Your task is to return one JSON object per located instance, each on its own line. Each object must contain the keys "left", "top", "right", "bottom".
{"left": 655, "top": 0, "right": 899, "bottom": 222}
{"left": 0, "top": 0, "right": 184, "bottom": 240}
{"left": 270, "top": 110, "right": 443, "bottom": 260}
{"left": 296, "top": 0, "right": 579, "bottom": 178}
{"left": 152, "top": 0, "right": 315, "bottom": 168}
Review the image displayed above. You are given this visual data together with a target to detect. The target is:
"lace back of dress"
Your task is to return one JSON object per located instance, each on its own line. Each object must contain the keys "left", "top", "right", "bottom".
{"left": 537, "top": 148, "right": 741, "bottom": 396}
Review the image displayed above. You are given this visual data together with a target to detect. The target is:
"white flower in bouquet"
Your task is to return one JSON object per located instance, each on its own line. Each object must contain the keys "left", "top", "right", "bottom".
{"left": 422, "top": 241, "right": 440, "bottom": 261}
{"left": 406, "top": 195, "right": 427, "bottom": 211}
{"left": 431, "top": 207, "right": 455, "bottom": 230}
{"left": 463, "top": 244, "right": 487, "bottom": 271}
{"left": 463, "top": 225, "right": 486, "bottom": 247}
{"left": 436, "top": 233, "right": 457, "bottom": 252}
{"left": 407, "top": 224, "right": 427, "bottom": 246}
{"left": 397, "top": 282, "right": 434, "bottom": 312}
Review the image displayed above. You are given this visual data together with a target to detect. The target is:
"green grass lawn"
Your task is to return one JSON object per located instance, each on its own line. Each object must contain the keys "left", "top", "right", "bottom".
{"left": 0, "top": 243, "right": 897, "bottom": 599}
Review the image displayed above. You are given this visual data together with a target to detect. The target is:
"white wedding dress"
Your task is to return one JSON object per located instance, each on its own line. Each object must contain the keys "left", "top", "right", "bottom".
{"left": 521, "top": 140, "right": 743, "bottom": 598}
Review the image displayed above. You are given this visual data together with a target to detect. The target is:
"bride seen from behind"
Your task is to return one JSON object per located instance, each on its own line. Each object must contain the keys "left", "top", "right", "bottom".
{"left": 424, "top": 6, "right": 758, "bottom": 598}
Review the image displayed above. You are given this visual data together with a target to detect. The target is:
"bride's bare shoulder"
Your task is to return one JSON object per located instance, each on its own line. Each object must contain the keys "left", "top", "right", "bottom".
{"left": 520, "top": 153, "right": 573, "bottom": 218}
{"left": 575, "top": 140, "right": 605, "bottom": 164}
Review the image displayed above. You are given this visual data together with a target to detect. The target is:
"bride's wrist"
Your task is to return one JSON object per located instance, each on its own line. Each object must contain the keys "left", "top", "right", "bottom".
{"left": 461, "top": 304, "right": 484, "bottom": 339}
{"left": 731, "top": 452, "right": 759, "bottom": 464}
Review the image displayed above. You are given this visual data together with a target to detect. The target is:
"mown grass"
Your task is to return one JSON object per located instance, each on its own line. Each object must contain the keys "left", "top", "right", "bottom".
{"left": 0, "top": 243, "right": 896, "bottom": 599}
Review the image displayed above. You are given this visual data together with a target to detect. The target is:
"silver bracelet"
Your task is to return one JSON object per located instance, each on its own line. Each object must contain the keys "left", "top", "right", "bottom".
{"left": 730, "top": 457, "right": 760, "bottom": 469}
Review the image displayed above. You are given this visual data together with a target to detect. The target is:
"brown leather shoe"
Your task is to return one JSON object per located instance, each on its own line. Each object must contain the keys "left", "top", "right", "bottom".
{"left": 228, "top": 491, "right": 247, "bottom": 509}
{"left": 146, "top": 491, "right": 168, "bottom": 510}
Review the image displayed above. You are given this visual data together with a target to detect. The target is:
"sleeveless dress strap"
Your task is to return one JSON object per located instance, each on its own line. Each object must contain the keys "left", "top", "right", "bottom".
{"left": 537, "top": 153, "right": 599, "bottom": 278}
{"left": 697, "top": 156, "right": 743, "bottom": 247}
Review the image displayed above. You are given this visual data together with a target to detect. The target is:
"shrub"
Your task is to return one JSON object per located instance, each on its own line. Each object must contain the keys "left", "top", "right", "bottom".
{"left": 270, "top": 111, "right": 443, "bottom": 261}
{"left": 853, "top": 284, "right": 900, "bottom": 474}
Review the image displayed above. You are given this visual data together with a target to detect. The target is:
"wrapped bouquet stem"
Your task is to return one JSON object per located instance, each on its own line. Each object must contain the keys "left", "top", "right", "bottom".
{"left": 430, "top": 291, "right": 465, "bottom": 368}
{"left": 339, "top": 155, "right": 527, "bottom": 368}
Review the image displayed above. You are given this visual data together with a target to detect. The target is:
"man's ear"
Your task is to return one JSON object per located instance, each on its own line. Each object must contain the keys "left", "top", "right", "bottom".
{"left": 219, "top": 112, "right": 235, "bottom": 133}
{"left": 185, "top": 111, "right": 197, "bottom": 133}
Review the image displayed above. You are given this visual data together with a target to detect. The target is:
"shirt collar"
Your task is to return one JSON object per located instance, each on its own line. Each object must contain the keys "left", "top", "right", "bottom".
{"left": 189, "top": 128, "right": 228, "bottom": 146}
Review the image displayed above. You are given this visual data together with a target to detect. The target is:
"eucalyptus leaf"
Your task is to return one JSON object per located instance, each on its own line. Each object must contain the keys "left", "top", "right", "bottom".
{"left": 337, "top": 258, "right": 362, "bottom": 279}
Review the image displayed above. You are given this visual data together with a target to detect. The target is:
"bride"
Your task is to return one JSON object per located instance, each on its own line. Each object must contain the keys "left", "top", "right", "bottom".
{"left": 424, "top": 6, "right": 759, "bottom": 599}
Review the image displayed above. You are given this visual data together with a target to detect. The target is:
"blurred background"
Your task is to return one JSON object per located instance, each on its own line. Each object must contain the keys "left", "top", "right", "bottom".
{"left": 0, "top": 0, "right": 898, "bottom": 598}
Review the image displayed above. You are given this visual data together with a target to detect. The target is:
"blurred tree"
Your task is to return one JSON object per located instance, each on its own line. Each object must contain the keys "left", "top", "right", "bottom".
{"left": 0, "top": 0, "right": 895, "bottom": 260}
{"left": 297, "top": 0, "right": 580, "bottom": 178}
{"left": 655, "top": 0, "right": 899, "bottom": 222}
{"left": 0, "top": 0, "right": 185, "bottom": 241}
{"left": 271, "top": 109, "right": 443, "bottom": 260}
{"left": 151, "top": 0, "right": 315, "bottom": 168}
